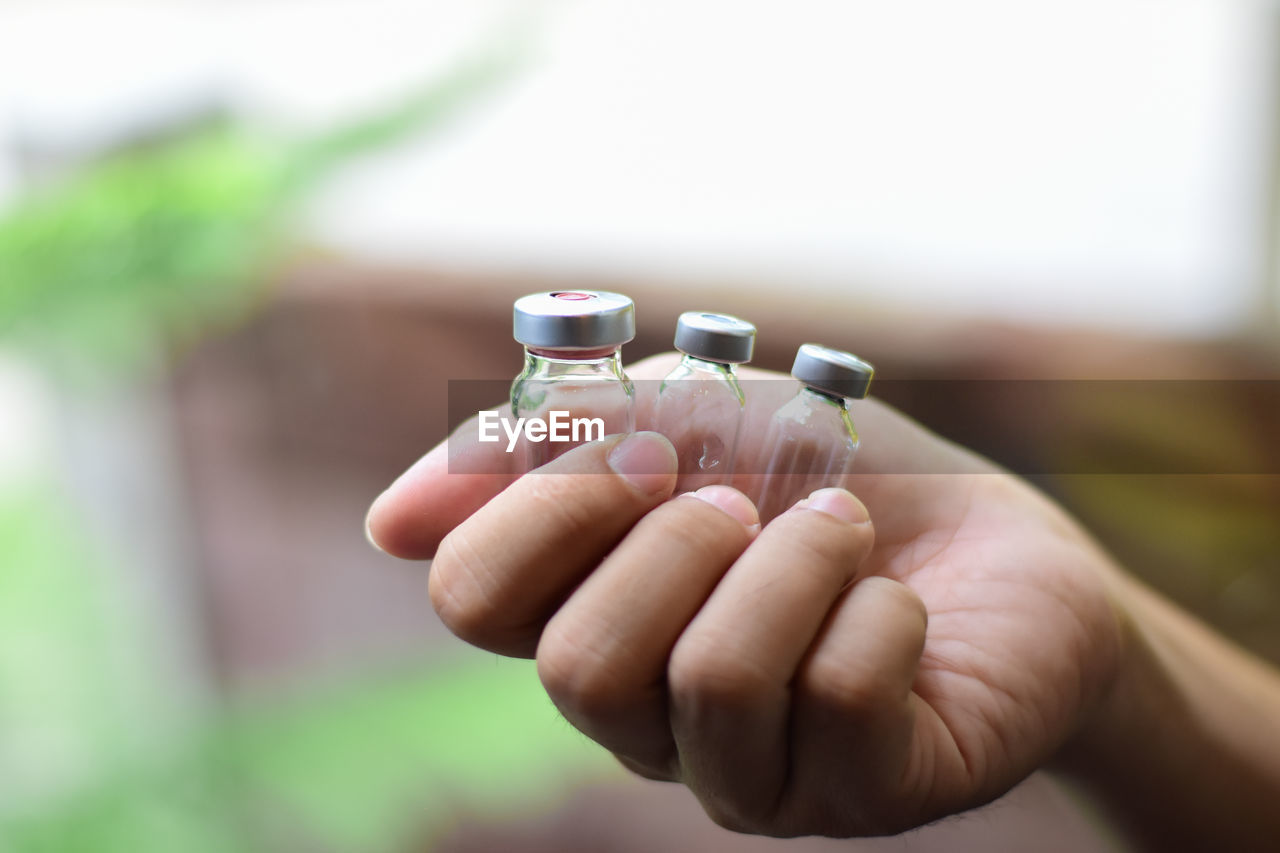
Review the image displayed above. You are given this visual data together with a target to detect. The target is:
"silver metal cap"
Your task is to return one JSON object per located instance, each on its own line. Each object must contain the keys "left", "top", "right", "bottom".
{"left": 791, "top": 344, "right": 875, "bottom": 399}
{"left": 673, "top": 311, "right": 756, "bottom": 364}
{"left": 513, "top": 290, "right": 636, "bottom": 351}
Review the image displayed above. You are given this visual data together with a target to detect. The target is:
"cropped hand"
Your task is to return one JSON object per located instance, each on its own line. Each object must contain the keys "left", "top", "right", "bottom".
{"left": 367, "top": 354, "right": 1124, "bottom": 837}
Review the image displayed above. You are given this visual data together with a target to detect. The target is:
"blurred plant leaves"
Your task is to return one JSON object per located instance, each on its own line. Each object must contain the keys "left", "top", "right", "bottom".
{"left": 0, "top": 50, "right": 514, "bottom": 381}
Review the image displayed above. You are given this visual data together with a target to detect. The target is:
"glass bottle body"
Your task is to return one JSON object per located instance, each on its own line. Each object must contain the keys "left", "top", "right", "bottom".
{"left": 653, "top": 354, "right": 746, "bottom": 492}
{"left": 753, "top": 386, "right": 859, "bottom": 523}
{"left": 510, "top": 349, "right": 635, "bottom": 470}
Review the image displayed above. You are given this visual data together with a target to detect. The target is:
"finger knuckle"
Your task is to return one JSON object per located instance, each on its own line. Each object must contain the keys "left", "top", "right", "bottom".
{"left": 429, "top": 528, "right": 507, "bottom": 646}
{"left": 800, "top": 654, "right": 895, "bottom": 718}
{"left": 668, "top": 633, "right": 775, "bottom": 709}
{"left": 614, "top": 753, "right": 680, "bottom": 783}
{"left": 698, "top": 799, "right": 763, "bottom": 836}
{"left": 536, "top": 622, "right": 627, "bottom": 720}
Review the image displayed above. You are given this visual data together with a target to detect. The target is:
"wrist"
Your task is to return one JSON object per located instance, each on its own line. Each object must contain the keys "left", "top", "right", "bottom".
{"left": 1049, "top": 565, "right": 1154, "bottom": 778}
{"left": 1045, "top": 567, "right": 1199, "bottom": 851}
{"left": 1048, "top": 564, "right": 1280, "bottom": 850}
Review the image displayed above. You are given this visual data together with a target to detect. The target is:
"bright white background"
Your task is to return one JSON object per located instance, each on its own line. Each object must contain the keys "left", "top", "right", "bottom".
{"left": 2, "top": 0, "right": 1278, "bottom": 335}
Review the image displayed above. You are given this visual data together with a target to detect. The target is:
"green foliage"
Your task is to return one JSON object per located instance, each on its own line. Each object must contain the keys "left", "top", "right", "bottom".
{"left": 0, "top": 53, "right": 513, "bottom": 377}
{"left": 1, "top": 654, "right": 612, "bottom": 853}
{"left": 0, "top": 129, "right": 287, "bottom": 373}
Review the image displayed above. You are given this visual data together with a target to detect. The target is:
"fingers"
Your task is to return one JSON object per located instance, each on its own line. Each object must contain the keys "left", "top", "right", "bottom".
{"left": 667, "top": 489, "right": 875, "bottom": 829}
{"left": 536, "top": 486, "right": 760, "bottom": 777}
{"left": 428, "top": 431, "right": 678, "bottom": 657}
{"left": 783, "top": 576, "right": 929, "bottom": 835}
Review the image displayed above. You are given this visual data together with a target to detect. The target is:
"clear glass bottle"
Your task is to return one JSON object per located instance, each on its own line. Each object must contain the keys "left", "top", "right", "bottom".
{"left": 510, "top": 290, "right": 636, "bottom": 470}
{"left": 753, "top": 344, "right": 875, "bottom": 523}
{"left": 653, "top": 311, "right": 756, "bottom": 492}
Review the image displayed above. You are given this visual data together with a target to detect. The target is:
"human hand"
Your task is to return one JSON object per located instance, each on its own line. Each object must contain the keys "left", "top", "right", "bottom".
{"left": 366, "top": 354, "right": 1125, "bottom": 837}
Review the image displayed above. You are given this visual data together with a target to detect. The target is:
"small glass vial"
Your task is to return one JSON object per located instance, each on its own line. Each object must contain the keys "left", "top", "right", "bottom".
{"left": 511, "top": 290, "right": 636, "bottom": 470}
{"left": 653, "top": 311, "right": 756, "bottom": 492}
{"left": 753, "top": 344, "right": 874, "bottom": 523}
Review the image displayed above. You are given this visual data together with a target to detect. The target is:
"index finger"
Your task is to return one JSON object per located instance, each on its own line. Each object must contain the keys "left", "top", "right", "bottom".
{"left": 430, "top": 431, "right": 678, "bottom": 657}
{"left": 365, "top": 411, "right": 517, "bottom": 559}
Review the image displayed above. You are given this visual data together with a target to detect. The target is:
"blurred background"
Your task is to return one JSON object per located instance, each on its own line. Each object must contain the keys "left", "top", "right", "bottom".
{"left": 1, "top": 1, "right": 1278, "bottom": 851}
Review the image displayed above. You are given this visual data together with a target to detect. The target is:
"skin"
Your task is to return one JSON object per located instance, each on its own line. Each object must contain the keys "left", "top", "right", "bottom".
{"left": 366, "top": 354, "right": 1280, "bottom": 847}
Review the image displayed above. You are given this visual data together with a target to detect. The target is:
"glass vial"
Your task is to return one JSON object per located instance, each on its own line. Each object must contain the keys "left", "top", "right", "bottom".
{"left": 754, "top": 344, "right": 874, "bottom": 523}
{"left": 653, "top": 311, "right": 756, "bottom": 492}
{"left": 510, "top": 290, "right": 636, "bottom": 470}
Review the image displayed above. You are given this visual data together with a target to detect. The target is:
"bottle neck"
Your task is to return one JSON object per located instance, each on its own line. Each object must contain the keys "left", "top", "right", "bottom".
{"left": 522, "top": 347, "right": 626, "bottom": 378}
{"left": 526, "top": 345, "right": 623, "bottom": 360}
{"left": 680, "top": 353, "right": 738, "bottom": 376}
{"left": 799, "top": 384, "right": 850, "bottom": 409}
{"left": 797, "top": 384, "right": 858, "bottom": 444}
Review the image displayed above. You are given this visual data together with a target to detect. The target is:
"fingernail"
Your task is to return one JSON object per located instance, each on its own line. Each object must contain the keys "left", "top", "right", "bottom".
{"left": 608, "top": 432, "right": 677, "bottom": 495}
{"left": 793, "top": 488, "right": 869, "bottom": 524}
{"left": 687, "top": 485, "right": 761, "bottom": 533}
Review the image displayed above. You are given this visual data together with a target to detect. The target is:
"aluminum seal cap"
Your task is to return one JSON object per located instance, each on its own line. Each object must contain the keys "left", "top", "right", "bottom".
{"left": 513, "top": 290, "right": 636, "bottom": 351}
{"left": 673, "top": 311, "right": 756, "bottom": 364}
{"left": 791, "top": 344, "right": 875, "bottom": 400}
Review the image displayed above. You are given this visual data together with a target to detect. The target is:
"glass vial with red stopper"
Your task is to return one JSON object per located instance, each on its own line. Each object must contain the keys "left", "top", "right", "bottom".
{"left": 653, "top": 311, "right": 756, "bottom": 491}
{"left": 754, "top": 344, "right": 874, "bottom": 522}
{"left": 511, "top": 290, "right": 636, "bottom": 470}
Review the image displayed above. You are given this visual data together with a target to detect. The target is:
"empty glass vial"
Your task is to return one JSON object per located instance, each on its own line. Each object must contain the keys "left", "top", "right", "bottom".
{"left": 510, "top": 290, "right": 636, "bottom": 470}
{"left": 653, "top": 311, "right": 756, "bottom": 492}
{"left": 753, "top": 344, "right": 875, "bottom": 522}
